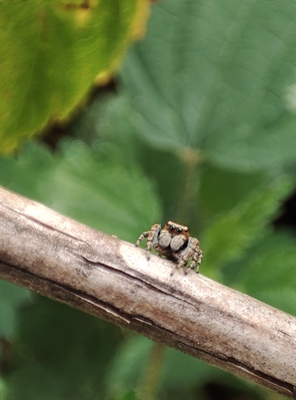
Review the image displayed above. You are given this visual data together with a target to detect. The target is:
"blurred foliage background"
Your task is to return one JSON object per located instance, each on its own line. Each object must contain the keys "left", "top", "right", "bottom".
{"left": 0, "top": 1, "right": 295, "bottom": 399}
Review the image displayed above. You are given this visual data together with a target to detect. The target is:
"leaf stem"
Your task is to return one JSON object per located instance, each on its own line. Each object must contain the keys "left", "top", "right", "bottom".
{"left": 138, "top": 342, "right": 166, "bottom": 400}
{"left": 175, "top": 147, "right": 204, "bottom": 225}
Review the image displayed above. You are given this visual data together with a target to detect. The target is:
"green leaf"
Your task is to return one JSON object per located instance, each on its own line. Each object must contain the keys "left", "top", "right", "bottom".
{"left": 0, "top": 141, "right": 161, "bottom": 242}
{"left": 199, "top": 165, "right": 266, "bottom": 217}
{"left": 201, "top": 178, "right": 294, "bottom": 277}
{"left": 118, "top": 391, "right": 139, "bottom": 400}
{"left": 121, "top": 0, "right": 295, "bottom": 172}
{"left": 105, "top": 335, "right": 153, "bottom": 397}
{"left": 241, "top": 231, "right": 296, "bottom": 316}
{"left": 92, "top": 94, "right": 185, "bottom": 222}
{"left": 106, "top": 334, "right": 223, "bottom": 399}
{"left": 0, "top": 0, "right": 140, "bottom": 153}
{"left": 161, "top": 347, "right": 218, "bottom": 390}
{"left": 4, "top": 295, "right": 121, "bottom": 400}
{"left": 0, "top": 281, "right": 31, "bottom": 337}
{"left": 0, "top": 377, "right": 7, "bottom": 400}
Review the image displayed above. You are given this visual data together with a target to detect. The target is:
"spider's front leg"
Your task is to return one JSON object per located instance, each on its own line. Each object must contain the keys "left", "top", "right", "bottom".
{"left": 185, "top": 237, "right": 203, "bottom": 273}
{"left": 136, "top": 224, "right": 161, "bottom": 255}
{"left": 187, "top": 249, "right": 203, "bottom": 273}
{"left": 176, "top": 237, "right": 203, "bottom": 274}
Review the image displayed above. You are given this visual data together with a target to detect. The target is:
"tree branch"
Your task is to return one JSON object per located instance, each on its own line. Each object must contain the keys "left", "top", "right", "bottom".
{"left": 0, "top": 187, "right": 295, "bottom": 398}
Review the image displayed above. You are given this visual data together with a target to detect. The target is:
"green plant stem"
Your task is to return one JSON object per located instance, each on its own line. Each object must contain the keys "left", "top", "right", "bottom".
{"left": 138, "top": 342, "right": 166, "bottom": 400}
{"left": 175, "top": 147, "right": 203, "bottom": 225}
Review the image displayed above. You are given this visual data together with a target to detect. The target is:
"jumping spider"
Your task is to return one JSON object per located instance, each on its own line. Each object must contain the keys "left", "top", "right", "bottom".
{"left": 136, "top": 221, "right": 203, "bottom": 273}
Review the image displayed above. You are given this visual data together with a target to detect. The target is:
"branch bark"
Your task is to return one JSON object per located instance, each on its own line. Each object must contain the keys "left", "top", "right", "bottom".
{"left": 0, "top": 187, "right": 295, "bottom": 398}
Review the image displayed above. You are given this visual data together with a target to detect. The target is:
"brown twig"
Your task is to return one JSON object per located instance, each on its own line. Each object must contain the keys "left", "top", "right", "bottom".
{"left": 0, "top": 187, "right": 295, "bottom": 398}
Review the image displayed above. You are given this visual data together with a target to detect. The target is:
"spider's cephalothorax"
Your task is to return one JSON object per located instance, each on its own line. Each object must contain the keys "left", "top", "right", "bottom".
{"left": 136, "top": 221, "right": 203, "bottom": 273}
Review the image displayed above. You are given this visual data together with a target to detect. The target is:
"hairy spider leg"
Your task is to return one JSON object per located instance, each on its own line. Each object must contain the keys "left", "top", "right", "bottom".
{"left": 175, "top": 237, "right": 203, "bottom": 274}
{"left": 186, "top": 248, "right": 203, "bottom": 274}
{"left": 136, "top": 224, "right": 161, "bottom": 255}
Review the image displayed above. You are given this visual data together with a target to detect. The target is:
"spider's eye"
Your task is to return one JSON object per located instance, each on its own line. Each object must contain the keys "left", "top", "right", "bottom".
{"left": 177, "top": 227, "right": 183, "bottom": 233}
{"left": 169, "top": 225, "right": 175, "bottom": 231}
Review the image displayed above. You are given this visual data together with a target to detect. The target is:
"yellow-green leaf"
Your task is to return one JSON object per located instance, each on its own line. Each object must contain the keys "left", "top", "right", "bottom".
{"left": 0, "top": 0, "right": 148, "bottom": 153}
